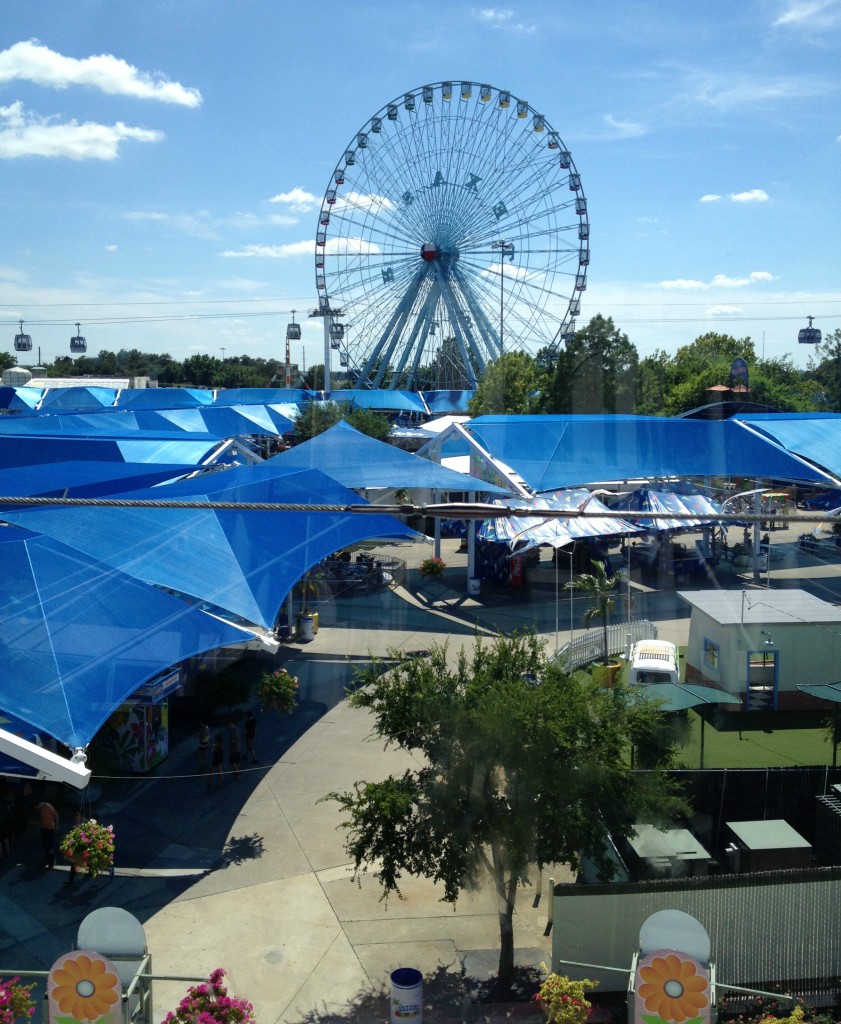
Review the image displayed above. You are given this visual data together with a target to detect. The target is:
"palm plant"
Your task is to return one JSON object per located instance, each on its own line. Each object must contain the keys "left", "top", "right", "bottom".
{"left": 565, "top": 559, "right": 618, "bottom": 665}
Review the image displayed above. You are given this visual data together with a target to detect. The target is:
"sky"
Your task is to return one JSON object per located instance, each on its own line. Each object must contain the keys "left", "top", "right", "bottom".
{"left": 1, "top": 0, "right": 839, "bottom": 374}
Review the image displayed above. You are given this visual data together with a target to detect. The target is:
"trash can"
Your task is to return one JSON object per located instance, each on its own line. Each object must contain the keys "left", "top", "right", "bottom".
{"left": 467, "top": 577, "right": 481, "bottom": 596}
{"left": 298, "top": 614, "right": 314, "bottom": 641}
{"left": 311, "top": 611, "right": 319, "bottom": 634}
{"left": 390, "top": 967, "right": 423, "bottom": 1024}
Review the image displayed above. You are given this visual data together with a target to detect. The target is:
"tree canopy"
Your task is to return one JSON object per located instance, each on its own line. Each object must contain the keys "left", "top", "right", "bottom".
{"left": 327, "top": 631, "right": 685, "bottom": 991}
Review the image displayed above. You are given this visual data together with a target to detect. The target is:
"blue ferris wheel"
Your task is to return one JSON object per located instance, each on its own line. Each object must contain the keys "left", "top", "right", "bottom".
{"left": 315, "top": 80, "right": 589, "bottom": 390}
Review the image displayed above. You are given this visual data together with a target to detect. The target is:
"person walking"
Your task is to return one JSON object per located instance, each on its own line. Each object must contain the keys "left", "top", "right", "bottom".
{"left": 244, "top": 711, "right": 258, "bottom": 765}
{"left": 228, "top": 720, "right": 241, "bottom": 779}
{"left": 208, "top": 735, "right": 224, "bottom": 788}
{"left": 37, "top": 800, "right": 59, "bottom": 868}
{"left": 198, "top": 720, "right": 210, "bottom": 773}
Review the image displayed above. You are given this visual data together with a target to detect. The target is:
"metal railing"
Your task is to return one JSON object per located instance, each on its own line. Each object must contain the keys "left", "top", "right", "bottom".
{"left": 553, "top": 619, "right": 658, "bottom": 671}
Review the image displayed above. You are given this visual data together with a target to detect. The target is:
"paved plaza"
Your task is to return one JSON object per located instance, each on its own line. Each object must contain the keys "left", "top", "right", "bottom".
{"left": 2, "top": 517, "right": 840, "bottom": 1022}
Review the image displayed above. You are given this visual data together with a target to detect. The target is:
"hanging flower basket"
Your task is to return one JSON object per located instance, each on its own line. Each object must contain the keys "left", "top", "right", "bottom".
{"left": 59, "top": 819, "right": 115, "bottom": 879}
{"left": 418, "top": 556, "right": 447, "bottom": 579}
{"left": 256, "top": 668, "right": 299, "bottom": 714}
{"left": 0, "top": 975, "right": 36, "bottom": 1024}
{"left": 164, "top": 968, "right": 255, "bottom": 1024}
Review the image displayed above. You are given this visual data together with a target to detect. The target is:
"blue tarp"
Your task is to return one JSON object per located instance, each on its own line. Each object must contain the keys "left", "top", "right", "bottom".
{"left": 466, "top": 415, "right": 838, "bottom": 490}
{"left": 0, "top": 386, "right": 42, "bottom": 411}
{"left": 329, "top": 389, "right": 426, "bottom": 413}
{"left": 0, "top": 434, "right": 223, "bottom": 469}
{"left": 1, "top": 465, "right": 418, "bottom": 630}
{"left": 0, "top": 461, "right": 195, "bottom": 501}
{"left": 271, "top": 420, "right": 511, "bottom": 492}
{"left": 115, "top": 388, "right": 215, "bottom": 409}
{"left": 421, "top": 390, "right": 473, "bottom": 413}
{"left": 733, "top": 414, "right": 841, "bottom": 481}
{"left": 37, "top": 386, "right": 118, "bottom": 412}
{"left": 0, "top": 527, "right": 253, "bottom": 748}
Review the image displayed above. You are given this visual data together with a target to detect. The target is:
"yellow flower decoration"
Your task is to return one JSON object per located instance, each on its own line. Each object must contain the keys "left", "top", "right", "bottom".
{"left": 52, "top": 953, "right": 120, "bottom": 1021}
{"left": 638, "top": 953, "right": 708, "bottom": 1023}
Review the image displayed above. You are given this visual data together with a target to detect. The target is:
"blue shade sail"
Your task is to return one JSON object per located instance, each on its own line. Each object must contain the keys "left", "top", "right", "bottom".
{"left": 465, "top": 416, "right": 839, "bottom": 491}
{"left": 1, "top": 466, "right": 418, "bottom": 630}
{"left": 271, "top": 420, "right": 510, "bottom": 492}
{"left": 0, "top": 527, "right": 253, "bottom": 748}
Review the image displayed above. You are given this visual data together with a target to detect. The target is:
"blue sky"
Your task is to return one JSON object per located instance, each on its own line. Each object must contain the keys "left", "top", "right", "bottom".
{"left": 1, "top": 0, "right": 839, "bottom": 373}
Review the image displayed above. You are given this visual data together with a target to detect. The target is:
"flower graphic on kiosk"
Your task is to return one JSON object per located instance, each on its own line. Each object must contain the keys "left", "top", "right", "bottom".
{"left": 49, "top": 952, "right": 121, "bottom": 1023}
{"left": 638, "top": 953, "right": 709, "bottom": 1024}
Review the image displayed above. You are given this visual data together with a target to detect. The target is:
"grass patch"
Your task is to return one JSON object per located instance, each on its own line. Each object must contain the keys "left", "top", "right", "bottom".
{"left": 679, "top": 708, "right": 835, "bottom": 769}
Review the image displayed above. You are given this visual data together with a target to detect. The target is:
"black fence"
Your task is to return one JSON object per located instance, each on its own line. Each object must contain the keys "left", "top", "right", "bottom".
{"left": 318, "top": 555, "right": 406, "bottom": 599}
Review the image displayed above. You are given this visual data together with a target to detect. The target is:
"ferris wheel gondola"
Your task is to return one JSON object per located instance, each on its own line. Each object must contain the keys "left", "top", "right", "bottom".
{"left": 314, "top": 80, "right": 588, "bottom": 390}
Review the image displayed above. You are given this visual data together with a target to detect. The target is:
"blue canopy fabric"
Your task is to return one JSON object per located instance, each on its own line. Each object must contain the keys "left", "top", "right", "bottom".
{"left": 478, "top": 488, "right": 639, "bottom": 551}
{"left": 733, "top": 414, "right": 841, "bottom": 481}
{"left": 0, "top": 434, "right": 223, "bottom": 469}
{"left": 271, "top": 420, "right": 510, "bottom": 492}
{"left": 0, "top": 527, "right": 253, "bottom": 748}
{"left": 466, "top": 415, "right": 838, "bottom": 490}
{"left": 37, "top": 386, "right": 117, "bottom": 412}
{"left": 421, "top": 390, "right": 473, "bottom": 413}
{"left": 0, "top": 461, "right": 195, "bottom": 502}
{"left": 330, "top": 389, "right": 426, "bottom": 413}
{"left": 1, "top": 465, "right": 418, "bottom": 629}
{"left": 214, "top": 388, "right": 305, "bottom": 407}
{"left": 0, "top": 386, "right": 42, "bottom": 411}
{"left": 114, "top": 388, "right": 215, "bottom": 409}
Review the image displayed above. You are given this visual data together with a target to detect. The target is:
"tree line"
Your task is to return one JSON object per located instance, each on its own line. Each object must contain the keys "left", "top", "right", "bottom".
{"left": 4, "top": 318, "right": 841, "bottom": 416}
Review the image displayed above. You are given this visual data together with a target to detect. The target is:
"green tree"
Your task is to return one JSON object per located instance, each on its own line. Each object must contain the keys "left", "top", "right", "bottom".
{"left": 544, "top": 315, "right": 638, "bottom": 414}
{"left": 806, "top": 328, "right": 841, "bottom": 412}
{"left": 327, "top": 631, "right": 685, "bottom": 993}
{"left": 345, "top": 406, "right": 391, "bottom": 441}
{"left": 565, "top": 560, "right": 618, "bottom": 665}
{"left": 469, "top": 351, "right": 543, "bottom": 415}
{"left": 295, "top": 400, "right": 344, "bottom": 440}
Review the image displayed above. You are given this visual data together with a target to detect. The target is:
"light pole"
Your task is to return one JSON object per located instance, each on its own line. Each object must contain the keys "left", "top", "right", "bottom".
{"left": 219, "top": 347, "right": 226, "bottom": 361}
{"left": 491, "top": 240, "right": 514, "bottom": 353}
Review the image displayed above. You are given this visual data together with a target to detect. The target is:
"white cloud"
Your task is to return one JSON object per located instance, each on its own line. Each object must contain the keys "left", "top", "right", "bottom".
{"left": 0, "top": 101, "right": 163, "bottom": 159}
{"left": 706, "top": 305, "right": 743, "bottom": 316}
{"left": 660, "top": 270, "right": 776, "bottom": 290}
{"left": 332, "top": 191, "right": 396, "bottom": 215}
{"left": 773, "top": 0, "right": 841, "bottom": 27}
{"left": 472, "top": 7, "right": 536, "bottom": 31}
{"left": 659, "top": 278, "right": 707, "bottom": 290}
{"left": 104, "top": 244, "right": 117, "bottom": 252}
{"left": 221, "top": 237, "right": 381, "bottom": 258}
{"left": 730, "top": 188, "right": 770, "bottom": 203}
{"left": 268, "top": 187, "right": 319, "bottom": 213}
{"left": 220, "top": 241, "right": 313, "bottom": 258}
{"left": 681, "top": 67, "right": 831, "bottom": 111}
{"left": 124, "top": 210, "right": 217, "bottom": 239}
{"left": 0, "top": 40, "right": 201, "bottom": 106}
{"left": 700, "top": 194, "right": 722, "bottom": 203}
{"left": 602, "top": 114, "right": 647, "bottom": 138}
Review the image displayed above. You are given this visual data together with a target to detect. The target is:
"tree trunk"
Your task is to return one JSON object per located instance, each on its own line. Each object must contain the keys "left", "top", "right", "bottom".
{"left": 497, "top": 900, "right": 515, "bottom": 991}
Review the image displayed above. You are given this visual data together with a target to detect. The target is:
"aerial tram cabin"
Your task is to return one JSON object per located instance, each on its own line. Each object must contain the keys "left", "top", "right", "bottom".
{"left": 798, "top": 316, "right": 821, "bottom": 345}
{"left": 286, "top": 314, "right": 301, "bottom": 342}
{"left": 70, "top": 322, "right": 87, "bottom": 353}
{"left": 14, "top": 319, "right": 32, "bottom": 352}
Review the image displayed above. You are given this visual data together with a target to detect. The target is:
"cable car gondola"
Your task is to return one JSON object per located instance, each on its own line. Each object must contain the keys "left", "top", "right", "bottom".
{"left": 70, "top": 322, "right": 87, "bottom": 354}
{"left": 14, "top": 319, "right": 32, "bottom": 353}
{"left": 798, "top": 315, "right": 821, "bottom": 345}
{"left": 286, "top": 312, "right": 301, "bottom": 342}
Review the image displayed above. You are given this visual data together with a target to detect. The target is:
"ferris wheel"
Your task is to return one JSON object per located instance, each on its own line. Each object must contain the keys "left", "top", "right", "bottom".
{"left": 314, "top": 80, "right": 588, "bottom": 391}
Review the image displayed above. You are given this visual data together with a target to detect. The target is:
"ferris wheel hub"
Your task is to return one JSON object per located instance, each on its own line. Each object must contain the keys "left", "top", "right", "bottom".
{"left": 421, "top": 243, "right": 439, "bottom": 262}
